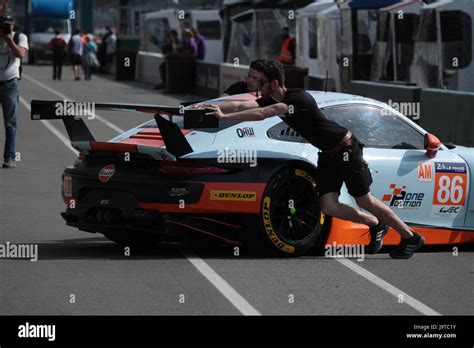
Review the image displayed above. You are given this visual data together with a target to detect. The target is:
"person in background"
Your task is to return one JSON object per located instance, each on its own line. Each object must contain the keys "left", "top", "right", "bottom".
{"left": 48, "top": 29, "right": 66, "bottom": 80}
{"left": 221, "top": 59, "right": 264, "bottom": 96}
{"left": 69, "top": 28, "right": 83, "bottom": 80}
{"left": 82, "top": 34, "right": 98, "bottom": 80}
{"left": 104, "top": 27, "right": 117, "bottom": 73}
{"left": 190, "top": 27, "right": 206, "bottom": 60}
{"left": 178, "top": 29, "right": 197, "bottom": 57}
{"left": 0, "top": 15, "right": 28, "bottom": 169}
{"left": 278, "top": 27, "right": 295, "bottom": 65}
{"left": 161, "top": 32, "right": 174, "bottom": 55}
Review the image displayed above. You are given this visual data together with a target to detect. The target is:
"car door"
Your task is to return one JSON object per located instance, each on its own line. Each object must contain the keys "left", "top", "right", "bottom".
{"left": 323, "top": 103, "right": 469, "bottom": 228}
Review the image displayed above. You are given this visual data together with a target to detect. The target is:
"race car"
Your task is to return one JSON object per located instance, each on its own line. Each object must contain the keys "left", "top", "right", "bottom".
{"left": 31, "top": 92, "right": 474, "bottom": 256}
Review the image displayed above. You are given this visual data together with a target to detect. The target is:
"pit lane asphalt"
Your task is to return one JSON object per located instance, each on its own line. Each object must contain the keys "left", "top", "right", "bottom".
{"left": 0, "top": 65, "right": 472, "bottom": 315}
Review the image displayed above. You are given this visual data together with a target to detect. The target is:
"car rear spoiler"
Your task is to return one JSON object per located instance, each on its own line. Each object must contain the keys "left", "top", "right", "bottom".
{"left": 30, "top": 100, "right": 218, "bottom": 159}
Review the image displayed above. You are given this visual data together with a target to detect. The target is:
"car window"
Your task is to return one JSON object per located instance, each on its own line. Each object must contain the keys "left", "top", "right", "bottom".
{"left": 323, "top": 104, "right": 425, "bottom": 149}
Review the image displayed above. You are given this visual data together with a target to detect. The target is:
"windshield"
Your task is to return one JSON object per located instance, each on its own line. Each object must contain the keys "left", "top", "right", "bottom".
{"left": 32, "top": 19, "right": 68, "bottom": 34}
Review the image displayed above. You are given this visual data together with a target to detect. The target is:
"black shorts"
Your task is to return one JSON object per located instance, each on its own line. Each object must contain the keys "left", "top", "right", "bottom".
{"left": 72, "top": 53, "right": 82, "bottom": 66}
{"left": 316, "top": 139, "right": 373, "bottom": 198}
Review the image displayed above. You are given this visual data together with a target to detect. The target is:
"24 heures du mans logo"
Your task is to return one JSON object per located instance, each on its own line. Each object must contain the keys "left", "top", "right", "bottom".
{"left": 382, "top": 184, "right": 424, "bottom": 209}
{"left": 98, "top": 164, "right": 115, "bottom": 183}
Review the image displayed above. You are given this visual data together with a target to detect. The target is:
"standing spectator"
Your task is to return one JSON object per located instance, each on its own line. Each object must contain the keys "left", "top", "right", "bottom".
{"left": 0, "top": 15, "right": 28, "bottom": 168}
{"left": 104, "top": 27, "right": 117, "bottom": 73}
{"left": 178, "top": 29, "right": 197, "bottom": 57}
{"left": 160, "top": 32, "right": 174, "bottom": 55}
{"left": 278, "top": 27, "right": 295, "bottom": 65}
{"left": 48, "top": 29, "right": 66, "bottom": 80}
{"left": 82, "top": 35, "right": 98, "bottom": 80}
{"left": 69, "top": 28, "right": 83, "bottom": 80}
{"left": 190, "top": 27, "right": 206, "bottom": 60}
{"left": 170, "top": 30, "right": 180, "bottom": 51}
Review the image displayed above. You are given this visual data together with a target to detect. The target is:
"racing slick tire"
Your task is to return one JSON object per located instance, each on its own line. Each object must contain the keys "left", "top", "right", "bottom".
{"left": 250, "top": 164, "right": 326, "bottom": 257}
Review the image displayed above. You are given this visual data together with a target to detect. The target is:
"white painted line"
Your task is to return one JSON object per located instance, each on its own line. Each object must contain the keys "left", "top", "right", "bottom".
{"left": 181, "top": 248, "right": 261, "bottom": 316}
{"left": 23, "top": 73, "right": 125, "bottom": 134}
{"left": 19, "top": 96, "right": 79, "bottom": 155}
{"left": 337, "top": 258, "right": 441, "bottom": 316}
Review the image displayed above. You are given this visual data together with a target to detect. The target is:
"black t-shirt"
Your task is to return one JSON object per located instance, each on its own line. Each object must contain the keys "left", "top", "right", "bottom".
{"left": 223, "top": 81, "right": 249, "bottom": 95}
{"left": 257, "top": 89, "right": 348, "bottom": 151}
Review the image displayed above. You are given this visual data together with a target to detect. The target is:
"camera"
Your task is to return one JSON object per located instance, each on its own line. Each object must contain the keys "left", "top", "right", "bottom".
{"left": 1, "top": 22, "right": 11, "bottom": 35}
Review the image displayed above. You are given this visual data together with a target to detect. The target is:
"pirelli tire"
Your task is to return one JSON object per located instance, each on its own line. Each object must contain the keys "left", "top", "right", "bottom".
{"left": 254, "top": 165, "right": 326, "bottom": 257}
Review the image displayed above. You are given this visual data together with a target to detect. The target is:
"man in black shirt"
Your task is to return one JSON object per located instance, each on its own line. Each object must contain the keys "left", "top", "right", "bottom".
{"left": 204, "top": 61, "right": 424, "bottom": 259}
{"left": 221, "top": 59, "right": 264, "bottom": 96}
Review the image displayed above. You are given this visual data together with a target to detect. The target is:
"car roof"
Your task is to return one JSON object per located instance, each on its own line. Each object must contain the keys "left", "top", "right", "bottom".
{"left": 214, "top": 91, "right": 388, "bottom": 109}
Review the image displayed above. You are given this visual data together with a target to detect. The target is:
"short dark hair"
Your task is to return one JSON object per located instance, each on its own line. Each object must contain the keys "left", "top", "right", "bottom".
{"left": 170, "top": 29, "right": 178, "bottom": 37}
{"left": 257, "top": 60, "right": 285, "bottom": 86}
{"left": 249, "top": 59, "right": 264, "bottom": 70}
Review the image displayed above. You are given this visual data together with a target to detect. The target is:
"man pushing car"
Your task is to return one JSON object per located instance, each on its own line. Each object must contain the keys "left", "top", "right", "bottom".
{"left": 202, "top": 60, "right": 424, "bottom": 259}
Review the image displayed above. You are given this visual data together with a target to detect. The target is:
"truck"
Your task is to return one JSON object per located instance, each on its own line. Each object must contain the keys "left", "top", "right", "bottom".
{"left": 26, "top": 0, "right": 74, "bottom": 64}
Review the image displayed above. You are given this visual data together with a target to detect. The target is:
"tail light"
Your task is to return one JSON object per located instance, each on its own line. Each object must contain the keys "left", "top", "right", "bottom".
{"left": 62, "top": 175, "right": 72, "bottom": 197}
{"left": 73, "top": 155, "right": 85, "bottom": 168}
{"left": 159, "top": 162, "right": 230, "bottom": 175}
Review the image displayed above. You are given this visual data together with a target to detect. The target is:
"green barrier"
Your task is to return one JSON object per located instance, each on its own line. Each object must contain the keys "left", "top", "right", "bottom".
{"left": 419, "top": 89, "right": 474, "bottom": 147}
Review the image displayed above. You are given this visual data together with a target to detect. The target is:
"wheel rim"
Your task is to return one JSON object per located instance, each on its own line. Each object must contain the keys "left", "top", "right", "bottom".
{"left": 269, "top": 175, "right": 320, "bottom": 244}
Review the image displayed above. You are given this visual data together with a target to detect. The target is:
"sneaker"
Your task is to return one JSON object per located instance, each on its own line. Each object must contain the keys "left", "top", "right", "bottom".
{"left": 2, "top": 160, "right": 16, "bottom": 168}
{"left": 367, "top": 220, "right": 389, "bottom": 254}
{"left": 390, "top": 231, "right": 425, "bottom": 259}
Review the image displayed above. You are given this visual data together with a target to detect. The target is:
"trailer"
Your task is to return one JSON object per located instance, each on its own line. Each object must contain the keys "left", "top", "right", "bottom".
{"left": 27, "top": 0, "right": 73, "bottom": 64}
{"left": 411, "top": 0, "right": 474, "bottom": 91}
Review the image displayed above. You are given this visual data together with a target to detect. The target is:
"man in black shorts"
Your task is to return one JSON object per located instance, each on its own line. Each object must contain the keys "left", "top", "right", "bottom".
{"left": 204, "top": 60, "right": 424, "bottom": 259}
{"left": 221, "top": 59, "right": 264, "bottom": 96}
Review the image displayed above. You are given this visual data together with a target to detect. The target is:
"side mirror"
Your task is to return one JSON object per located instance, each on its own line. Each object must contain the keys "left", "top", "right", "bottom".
{"left": 424, "top": 133, "right": 441, "bottom": 158}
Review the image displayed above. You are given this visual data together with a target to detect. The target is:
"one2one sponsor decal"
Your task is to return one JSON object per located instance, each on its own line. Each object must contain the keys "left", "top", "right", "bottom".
{"left": 431, "top": 162, "right": 467, "bottom": 218}
{"left": 98, "top": 164, "right": 115, "bottom": 183}
{"left": 236, "top": 127, "right": 255, "bottom": 138}
{"left": 210, "top": 190, "right": 256, "bottom": 201}
{"left": 382, "top": 184, "right": 424, "bottom": 209}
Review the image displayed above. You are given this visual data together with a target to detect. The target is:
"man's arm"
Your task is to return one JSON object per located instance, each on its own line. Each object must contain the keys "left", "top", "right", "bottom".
{"left": 5, "top": 34, "right": 27, "bottom": 59}
{"left": 192, "top": 100, "right": 259, "bottom": 113}
{"left": 206, "top": 102, "right": 288, "bottom": 122}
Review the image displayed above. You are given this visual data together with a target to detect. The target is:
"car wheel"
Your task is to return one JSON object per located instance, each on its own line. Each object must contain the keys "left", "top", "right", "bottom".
{"left": 252, "top": 165, "right": 326, "bottom": 257}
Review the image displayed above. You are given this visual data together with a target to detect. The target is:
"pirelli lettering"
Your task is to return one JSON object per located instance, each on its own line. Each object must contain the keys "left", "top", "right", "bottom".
{"left": 295, "top": 169, "right": 317, "bottom": 188}
{"left": 262, "top": 197, "right": 295, "bottom": 254}
{"left": 210, "top": 190, "right": 257, "bottom": 201}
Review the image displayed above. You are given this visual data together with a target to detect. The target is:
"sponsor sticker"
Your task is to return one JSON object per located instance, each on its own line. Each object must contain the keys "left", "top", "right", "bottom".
{"left": 382, "top": 184, "right": 424, "bottom": 209}
{"left": 210, "top": 190, "right": 256, "bottom": 201}
{"left": 236, "top": 127, "right": 255, "bottom": 138}
{"left": 431, "top": 162, "right": 467, "bottom": 218}
{"left": 417, "top": 162, "right": 433, "bottom": 182}
{"left": 98, "top": 164, "right": 115, "bottom": 183}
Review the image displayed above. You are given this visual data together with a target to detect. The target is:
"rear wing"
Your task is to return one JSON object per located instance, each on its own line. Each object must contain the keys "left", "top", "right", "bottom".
{"left": 30, "top": 100, "right": 219, "bottom": 159}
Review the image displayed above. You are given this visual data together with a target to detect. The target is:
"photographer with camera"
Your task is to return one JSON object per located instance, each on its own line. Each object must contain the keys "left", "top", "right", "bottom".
{"left": 0, "top": 15, "right": 28, "bottom": 169}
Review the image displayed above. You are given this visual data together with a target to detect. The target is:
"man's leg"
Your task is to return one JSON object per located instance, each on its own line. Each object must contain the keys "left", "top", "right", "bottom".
{"left": 320, "top": 192, "right": 378, "bottom": 227}
{"left": 2, "top": 82, "right": 19, "bottom": 164}
{"left": 355, "top": 193, "right": 413, "bottom": 239}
